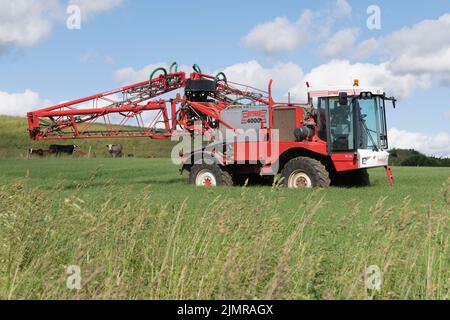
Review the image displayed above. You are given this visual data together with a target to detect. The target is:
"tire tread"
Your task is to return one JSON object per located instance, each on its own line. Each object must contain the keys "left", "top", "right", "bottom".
{"left": 281, "top": 157, "right": 331, "bottom": 188}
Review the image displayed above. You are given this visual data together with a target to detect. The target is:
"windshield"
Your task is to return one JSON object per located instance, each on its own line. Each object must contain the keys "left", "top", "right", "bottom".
{"left": 357, "top": 98, "right": 379, "bottom": 150}
{"left": 356, "top": 96, "right": 388, "bottom": 150}
{"left": 318, "top": 95, "right": 388, "bottom": 152}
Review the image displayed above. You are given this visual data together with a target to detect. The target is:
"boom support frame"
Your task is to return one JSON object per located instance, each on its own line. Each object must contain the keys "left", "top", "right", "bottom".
{"left": 27, "top": 68, "right": 277, "bottom": 141}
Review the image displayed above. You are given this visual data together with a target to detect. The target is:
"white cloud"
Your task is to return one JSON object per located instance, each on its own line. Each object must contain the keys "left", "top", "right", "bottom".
{"left": 103, "top": 55, "right": 114, "bottom": 65}
{"left": 386, "top": 14, "right": 450, "bottom": 78}
{"left": 114, "top": 57, "right": 432, "bottom": 106}
{"left": 114, "top": 59, "right": 431, "bottom": 102}
{"left": 242, "top": 12, "right": 312, "bottom": 54}
{"left": 289, "top": 60, "right": 432, "bottom": 101}
{"left": 79, "top": 52, "right": 115, "bottom": 64}
{"left": 352, "top": 13, "right": 450, "bottom": 84}
{"left": 445, "top": 110, "right": 450, "bottom": 118}
{"left": 114, "top": 63, "right": 191, "bottom": 84}
{"left": 242, "top": 0, "right": 352, "bottom": 54}
{"left": 320, "top": 28, "right": 360, "bottom": 59}
{"left": 0, "top": 90, "right": 52, "bottom": 116}
{"left": 0, "top": 0, "right": 123, "bottom": 50}
{"left": 386, "top": 14, "right": 450, "bottom": 60}
{"left": 389, "top": 47, "right": 450, "bottom": 76}
{"left": 335, "top": 0, "right": 352, "bottom": 19}
{"left": 353, "top": 37, "right": 380, "bottom": 60}
{"left": 79, "top": 52, "right": 94, "bottom": 63}
{"left": 114, "top": 63, "right": 169, "bottom": 83}
{"left": 0, "top": 0, "right": 56, "bottom": 48}
{"left": 113, "top": 60, "right": 305, "bottom": 103}
{"left": 114, "top": 61, "right": 304, "bottom": 100}
{"left": 221, "top": 60, "right": 304, "bottom": 95}
{"left": 389, "top": 128, "right": 450, "bottom": 158}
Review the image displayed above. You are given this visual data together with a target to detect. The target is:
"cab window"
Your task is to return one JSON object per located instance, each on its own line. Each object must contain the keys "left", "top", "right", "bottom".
{"left": 328, "top": 97, "right": 355, "bottom": 151}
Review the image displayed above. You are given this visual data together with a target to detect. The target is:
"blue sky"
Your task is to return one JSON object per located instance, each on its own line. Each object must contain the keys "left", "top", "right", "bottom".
{"left": 0, "top": 0, "right": 449, "bottom": 156}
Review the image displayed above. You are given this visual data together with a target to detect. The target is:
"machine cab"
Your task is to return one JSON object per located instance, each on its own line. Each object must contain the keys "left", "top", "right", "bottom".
{"left": 310, "top": 86, "right": 394, "bottom": 169}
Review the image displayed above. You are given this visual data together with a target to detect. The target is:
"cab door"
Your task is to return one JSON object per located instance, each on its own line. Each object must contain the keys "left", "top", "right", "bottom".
{"left": 318, "top": 97, "right": 356, "bottom": 154}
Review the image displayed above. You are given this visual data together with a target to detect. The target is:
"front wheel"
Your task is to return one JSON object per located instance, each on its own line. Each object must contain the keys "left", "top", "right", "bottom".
{"left": 188, "top": 164, "right": 233, "bottom": 187}
{"left": 281, "top": 157, "right": 331, "bottom": 189}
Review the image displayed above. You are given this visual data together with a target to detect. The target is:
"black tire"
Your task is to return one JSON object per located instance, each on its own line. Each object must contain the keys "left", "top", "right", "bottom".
{"left": 330, "top": 169, "right": 370, "bottom": 187}
{"left": 188, "top": 164, "right": 233, "bottom": 187}
{"left": 281, "top": 157, "right": 331, "bottom": 188}
{"left": 351, "top": 169, "right": 370, "bottom": 187}
{"left": 231, "top": 174, "right": 250, "bottom": 186}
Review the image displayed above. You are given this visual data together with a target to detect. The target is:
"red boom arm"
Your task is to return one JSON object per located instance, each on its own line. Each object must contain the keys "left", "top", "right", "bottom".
{"left": 27, "top": 65, "right": 274, "bottom": 141}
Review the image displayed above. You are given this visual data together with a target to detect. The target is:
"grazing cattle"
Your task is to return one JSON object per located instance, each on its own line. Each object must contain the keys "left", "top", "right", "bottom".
{"left": 49, "top": 144, "right": 77, "bottom": 155}
{"left": 28, "top": 148, "right": 44, "bottom": 157}
{"left": 107, "top": 144, "right": 123, "bottom": 158}
{"left": 42, "top": 150, "right": 53, "bottom": 157}
{"left": 28, "top": 148, "right": 53, "bottom": 158}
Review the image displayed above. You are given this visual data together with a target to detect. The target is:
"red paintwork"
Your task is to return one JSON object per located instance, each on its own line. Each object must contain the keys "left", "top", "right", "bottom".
{"left": 27, "top": 73, "right": 186, "bottom": 140}
{"left": 26, "top": 68, "right": 376, "bottom": 175}
{"left": 385, "top": 166, "right": 394, "bottom": 187}
{"left": 331, "top": 153, "right": 359, "bottom": 171}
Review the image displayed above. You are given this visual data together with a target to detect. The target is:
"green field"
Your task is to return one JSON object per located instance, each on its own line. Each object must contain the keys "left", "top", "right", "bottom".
{"left": 0, "top": 115, "right": 176, "bottom": 159}
{"left": 0, "top": 158, "right": 448, "bottom": 299}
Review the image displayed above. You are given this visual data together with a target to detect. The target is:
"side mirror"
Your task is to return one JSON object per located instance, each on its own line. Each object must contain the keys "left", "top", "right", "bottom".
{"left": 384, "top": 95, "right": 397, "bottom": 109}
{"left": 339, "top": 92, "right": 348, "bottom": 106}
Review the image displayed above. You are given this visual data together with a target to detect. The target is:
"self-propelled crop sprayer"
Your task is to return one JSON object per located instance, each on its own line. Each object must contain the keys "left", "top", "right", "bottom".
{"left": 27, "top": 62, "right": 396, "bottom": 188}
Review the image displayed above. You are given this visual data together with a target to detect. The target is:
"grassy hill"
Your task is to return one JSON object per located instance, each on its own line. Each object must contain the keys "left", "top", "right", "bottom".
{"left": 0, "top": 116, "right": 177, "bottom": 158}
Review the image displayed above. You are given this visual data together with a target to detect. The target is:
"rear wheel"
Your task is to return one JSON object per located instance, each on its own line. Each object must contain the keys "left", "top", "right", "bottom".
{"left": 281, "top": 157, "right": 330, "bottom": 189}
{"left": 189, "top": 164, "right": 233, "bottom": 187}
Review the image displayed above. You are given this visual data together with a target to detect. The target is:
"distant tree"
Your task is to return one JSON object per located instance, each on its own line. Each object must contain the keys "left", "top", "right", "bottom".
{"left": 402, "top": 155, "right": 435, "bottom": 167}
{"left": 390, "top": 149, "right": 398, "bottom": 158}
{"left": 390, "top": 149, "right": 450, "bottom": 167}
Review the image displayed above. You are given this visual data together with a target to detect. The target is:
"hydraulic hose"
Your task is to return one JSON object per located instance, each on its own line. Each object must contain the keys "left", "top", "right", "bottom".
{"left": 149, "top": 67, "right": 167, "bottom": 84}
{"left": 214, "top": 72, "right": 227, "bottom": 84}
{"left": 169, "top": 62, "right": 178, "bottom": 73}
{"left": 193, "top": 64, "right": 202, "bottom": 74}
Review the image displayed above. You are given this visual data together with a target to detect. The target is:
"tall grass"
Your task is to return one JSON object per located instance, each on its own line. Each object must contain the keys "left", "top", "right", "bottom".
{"left": 0, "top": 177, "right": 448, "bottom": 300}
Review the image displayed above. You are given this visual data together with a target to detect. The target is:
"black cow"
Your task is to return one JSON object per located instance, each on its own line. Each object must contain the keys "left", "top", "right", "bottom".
{"left": 49, "top": 145, "right": 77, "bottom": 155}
{"left": 107, "top": 144, "right": 123, "bottom": 158}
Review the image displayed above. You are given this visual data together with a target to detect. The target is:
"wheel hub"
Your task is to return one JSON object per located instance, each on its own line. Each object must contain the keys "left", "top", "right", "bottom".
{"left": 288, "top": 171, "right": 312, "bottom": 189}
{"left": 196, "top": 170, "right": 217, "bottom": 187}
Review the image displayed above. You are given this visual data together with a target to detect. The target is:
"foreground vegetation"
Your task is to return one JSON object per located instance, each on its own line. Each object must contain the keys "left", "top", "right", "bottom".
{"left": 0, "top": 158, "right": 448, "bottom": 299}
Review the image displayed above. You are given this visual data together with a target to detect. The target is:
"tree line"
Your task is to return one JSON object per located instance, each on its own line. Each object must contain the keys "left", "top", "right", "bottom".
{"left": 389, "top": 149, "right": 450, "bottom": 167}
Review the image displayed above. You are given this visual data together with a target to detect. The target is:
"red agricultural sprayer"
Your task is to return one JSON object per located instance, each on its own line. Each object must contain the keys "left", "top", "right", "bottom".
{"left": 27, "top": 62, "right": 396, "bottom": 188}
